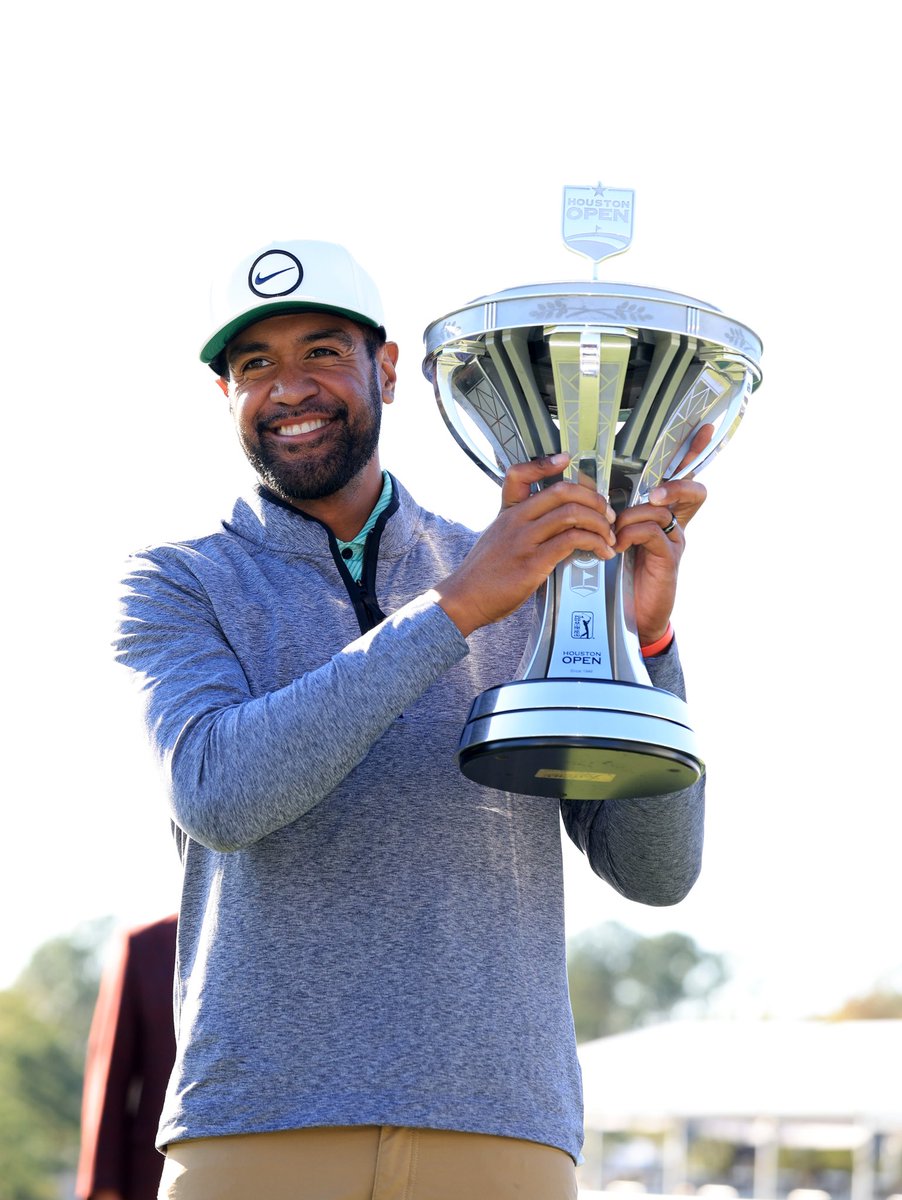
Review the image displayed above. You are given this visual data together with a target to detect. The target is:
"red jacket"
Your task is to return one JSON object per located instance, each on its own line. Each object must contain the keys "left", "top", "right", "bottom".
{"left": 76, "top": 915, "right": 177, "bottom": 1200}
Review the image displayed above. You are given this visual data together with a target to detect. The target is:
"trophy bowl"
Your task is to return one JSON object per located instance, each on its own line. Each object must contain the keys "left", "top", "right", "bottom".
{"left": 423, "top": 280, "right": 763, "bottom": 801}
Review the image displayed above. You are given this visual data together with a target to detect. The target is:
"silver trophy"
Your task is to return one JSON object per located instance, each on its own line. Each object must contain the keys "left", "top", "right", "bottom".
{"left": 422, "top": 185, "right": 763, "bottom": 801}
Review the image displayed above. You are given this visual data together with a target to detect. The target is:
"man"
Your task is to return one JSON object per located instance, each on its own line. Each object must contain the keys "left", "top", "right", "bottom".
{"left": 76, "top": 914, "right": 178, "bottom": 1200}
{"left": 115, "top": 240, "right": 707, "bottom": 1200}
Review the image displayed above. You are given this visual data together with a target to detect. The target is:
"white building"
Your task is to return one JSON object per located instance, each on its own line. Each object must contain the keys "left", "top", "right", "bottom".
{"left": 577, "top": 1021, "right": 902, "bottom": 1200}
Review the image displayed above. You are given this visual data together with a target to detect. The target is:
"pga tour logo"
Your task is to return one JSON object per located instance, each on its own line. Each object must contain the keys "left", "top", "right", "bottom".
{"left": 562, "top": 184, "right": 635, "bottom": 265}
{"left": 571, "top": 612, "right": 594, "bottom": 640}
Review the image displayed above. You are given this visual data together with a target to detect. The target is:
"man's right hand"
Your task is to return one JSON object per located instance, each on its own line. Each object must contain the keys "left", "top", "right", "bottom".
{"left": 434, "top": 454, "right": 617, "bottom": 637}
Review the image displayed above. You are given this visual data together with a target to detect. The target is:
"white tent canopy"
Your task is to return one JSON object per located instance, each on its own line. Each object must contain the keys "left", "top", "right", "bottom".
{"left": 578, "top": 1020, "right": 902, "bottom": 1128}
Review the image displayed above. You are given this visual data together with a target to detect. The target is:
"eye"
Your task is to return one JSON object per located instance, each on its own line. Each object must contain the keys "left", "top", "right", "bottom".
{"left": 307, "top": 345, "right": 340, "bottom": 358}
{"left": 238, "top": 355, "right": 272, "bottom": 373}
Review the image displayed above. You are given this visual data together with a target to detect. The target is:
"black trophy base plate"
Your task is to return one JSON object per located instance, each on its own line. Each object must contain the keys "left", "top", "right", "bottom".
{"left": 457, "top": 679, "right": 704, "bottom": 801}
{"left": 459, "top": 736, "right": 703, "bottom": 802}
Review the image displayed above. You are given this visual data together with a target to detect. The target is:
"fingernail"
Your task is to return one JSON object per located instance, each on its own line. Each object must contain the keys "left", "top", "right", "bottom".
{"left": 649, "top": 487, "right": 666, "bottom": 504}
{"left": 549, "top": 452, "right": 571, "bottom": 466}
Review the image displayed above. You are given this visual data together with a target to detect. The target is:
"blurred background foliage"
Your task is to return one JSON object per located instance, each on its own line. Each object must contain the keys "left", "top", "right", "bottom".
{"left": 567, "top": 920, "right": 729, "bottom": 1042}
{"left": 0, "top": 920, "right": 111, "bottom": 1200}
{"left": 1, "top": 918, "right": 899, "bottom": 1199}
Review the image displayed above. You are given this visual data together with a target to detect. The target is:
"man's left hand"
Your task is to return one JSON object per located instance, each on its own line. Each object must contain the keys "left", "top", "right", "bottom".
{"left": 614, "top": 425, "right": 712, "bottom": 646}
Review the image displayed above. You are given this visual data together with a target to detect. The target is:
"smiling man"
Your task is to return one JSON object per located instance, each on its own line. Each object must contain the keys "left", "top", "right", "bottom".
{"left": 115, "top": 240, "right": 708, "bottom": 1200}
{"left": 223, "top": 314, "right": 394, "bottom": 528}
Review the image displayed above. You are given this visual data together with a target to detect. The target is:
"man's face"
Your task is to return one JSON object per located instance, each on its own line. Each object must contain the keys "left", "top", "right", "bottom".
{"left": 224, "top": 311, "right": 397, "bottom": 504}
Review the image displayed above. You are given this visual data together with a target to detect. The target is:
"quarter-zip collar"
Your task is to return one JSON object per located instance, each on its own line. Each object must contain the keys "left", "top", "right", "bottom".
{"left": 224, "top": 474, "right": 416, "bottom": 634}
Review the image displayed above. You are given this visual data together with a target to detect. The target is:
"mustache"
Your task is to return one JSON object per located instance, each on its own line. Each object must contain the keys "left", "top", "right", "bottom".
{"left": 257, "top": 403, "right": 348, "bottom": 432}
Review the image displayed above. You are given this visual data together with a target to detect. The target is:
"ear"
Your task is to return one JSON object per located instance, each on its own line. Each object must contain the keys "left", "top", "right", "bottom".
{"left": 379, "top": 341, "right": 399, "bottom": 405}
{"left": 216, "top": 376, "right": 230, "bottom": 399}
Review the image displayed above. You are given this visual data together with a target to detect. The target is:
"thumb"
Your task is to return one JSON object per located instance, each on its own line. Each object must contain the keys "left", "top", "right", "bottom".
{"left": 500, "top": 453, "right": 571, "bottom": 508}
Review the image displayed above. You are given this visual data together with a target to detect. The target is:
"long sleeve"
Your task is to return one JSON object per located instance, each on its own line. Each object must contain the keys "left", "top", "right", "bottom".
{"left": 76, "top": 919, "right": 177, "bottom": 1200}
{"left": 76, "top": 932, "right": 137, "bottom": 1197}
{"left": 115, "top": 548, "right": 469, "bottom": 853}
{"left": 559, "top": 639, "right": 705, "bottom": 906}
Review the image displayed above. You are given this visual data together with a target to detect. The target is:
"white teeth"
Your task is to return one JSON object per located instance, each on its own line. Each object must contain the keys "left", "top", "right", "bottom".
{"left": 277, "top": 418, "right": 329, "bottom": 436}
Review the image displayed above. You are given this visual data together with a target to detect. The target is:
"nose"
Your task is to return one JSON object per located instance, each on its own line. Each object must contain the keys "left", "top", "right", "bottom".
{"left": 269, "top": 361, "right": 319, "bottom": 405}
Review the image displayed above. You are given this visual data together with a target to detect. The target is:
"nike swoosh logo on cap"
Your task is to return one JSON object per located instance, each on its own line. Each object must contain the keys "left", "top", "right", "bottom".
{"left": 254, "top": 266, "right": 295, "bottom": 286}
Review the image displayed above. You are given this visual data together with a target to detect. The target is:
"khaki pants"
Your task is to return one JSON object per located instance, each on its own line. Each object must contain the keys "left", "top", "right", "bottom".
{"left": 158, "top": 1125, "right": 578, "bottom": 1200}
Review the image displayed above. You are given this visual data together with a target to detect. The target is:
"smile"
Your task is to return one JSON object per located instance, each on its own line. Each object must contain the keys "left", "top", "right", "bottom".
{"left": 271, "top": 418, "right": 332, "bottom": 437}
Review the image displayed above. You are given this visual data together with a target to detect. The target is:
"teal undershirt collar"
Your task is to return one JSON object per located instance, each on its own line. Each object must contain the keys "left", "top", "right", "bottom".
{"left": 334, "top": 472, "right": 394, "bottom": 583}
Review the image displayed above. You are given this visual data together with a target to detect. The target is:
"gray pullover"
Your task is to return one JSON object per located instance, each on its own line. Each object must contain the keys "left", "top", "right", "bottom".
{"left": 115, "top": 477, "right": 704, "bottom": 1162}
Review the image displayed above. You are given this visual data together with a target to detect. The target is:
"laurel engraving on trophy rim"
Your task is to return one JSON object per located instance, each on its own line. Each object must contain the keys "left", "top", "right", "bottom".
{"left": 724, "top": 325, "right": 756, "bottom": 354}
{"left": 441, "top": 320, "right": 465, "bottom": 341}
{"left": 529, "top": 300, "right": 654, "bottom": 323}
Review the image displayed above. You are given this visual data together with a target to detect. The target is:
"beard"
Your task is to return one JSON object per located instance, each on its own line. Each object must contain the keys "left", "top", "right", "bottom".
{"left": 241, "top": 371, "right": 383, "bottom": 503}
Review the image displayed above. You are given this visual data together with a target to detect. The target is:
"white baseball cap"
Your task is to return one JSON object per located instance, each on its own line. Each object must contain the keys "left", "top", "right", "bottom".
{"left": 201, "top": 239, "right": 385, "bottom": 366}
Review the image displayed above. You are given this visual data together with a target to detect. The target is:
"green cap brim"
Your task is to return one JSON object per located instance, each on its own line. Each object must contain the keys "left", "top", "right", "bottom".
{"left": 201, "top": 301, "right": 381, "bottom": 367}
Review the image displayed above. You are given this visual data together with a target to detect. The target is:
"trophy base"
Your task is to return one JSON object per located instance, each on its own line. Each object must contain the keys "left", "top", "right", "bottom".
{"left": 458, "top": 679, "right": 704, "bottom": 801}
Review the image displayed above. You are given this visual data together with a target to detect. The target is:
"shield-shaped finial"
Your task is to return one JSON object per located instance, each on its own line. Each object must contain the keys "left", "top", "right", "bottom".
{"left": 562, "top": 183, "right": 635, "bottom": 279}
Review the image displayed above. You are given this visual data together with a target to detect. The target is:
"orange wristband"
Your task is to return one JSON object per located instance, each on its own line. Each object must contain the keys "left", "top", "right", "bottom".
{"left": 640, "top": 623, "right": 674, "bottom": 658}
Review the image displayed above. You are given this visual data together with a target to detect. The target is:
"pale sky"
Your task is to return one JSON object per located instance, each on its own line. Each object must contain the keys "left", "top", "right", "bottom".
{"left": 1, "top": 1, "right": 898, "bottom": 1021}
